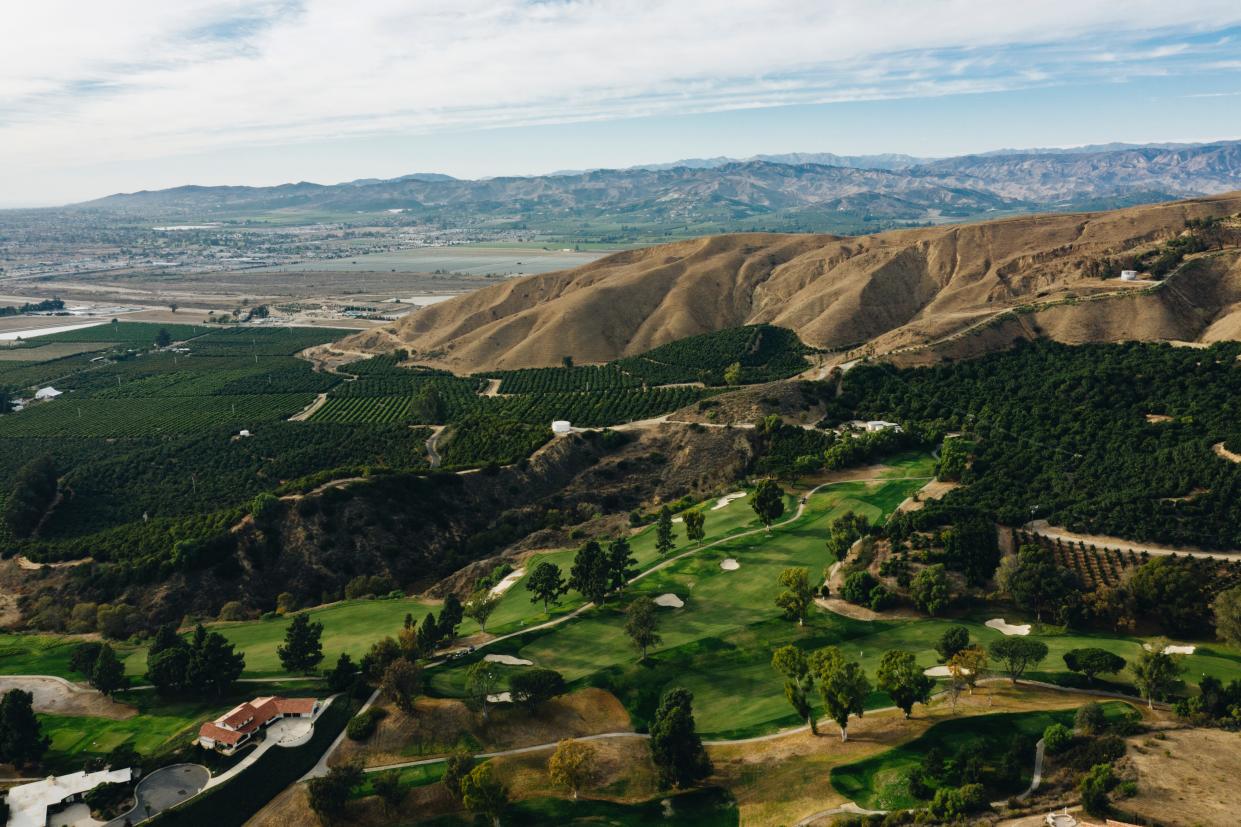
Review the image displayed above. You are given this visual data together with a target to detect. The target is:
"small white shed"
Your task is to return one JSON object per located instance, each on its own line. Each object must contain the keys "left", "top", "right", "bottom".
{"left": 35, "top": 387, "right": 62, "bottom": 400}
{"left": 551, "top": 420, "right": 572, "bottom": 435}
{"left": 1120, "top": 270, "right": 1138, "bottom": 281}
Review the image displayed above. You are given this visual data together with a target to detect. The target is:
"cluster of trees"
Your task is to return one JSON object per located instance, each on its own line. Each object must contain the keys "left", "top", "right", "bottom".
{"left": 771, "top": 644, "right": 926, "bottom": 741}
{"left": 0, "top": 689, "right": 50, "bottom": 768}
{"left": 0, "top": 298, "right": 64, "bottom": 317}
{"left": 834, "top": 339, "right": 1241, "bottom": 549}
{"left": 3, "top": 455, "right": 58, "bottom": 538}
{"left": 532, "top": 535, "right": 640, "bottom": 608}
{"left": 145, "top": 623, "right": 245, "bottom": 696}
{"left": 69, "top": 642, "right": 128, "bottom": 695}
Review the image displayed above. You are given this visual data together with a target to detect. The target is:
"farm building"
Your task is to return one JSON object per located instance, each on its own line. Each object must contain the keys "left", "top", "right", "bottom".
{"left": 552, "top": 420, "right": 572, "bottom": 435}
{"left": 34, "top": 387, "right": 62, "bottom": 400}
{"left": 197, "top": 696, "right": 320, "bottom": 755}
{"left": 5, "top": 767, "right": 133, "bottom": 827}
{"left": 864, "top": 420, "right": 902, "bottom": 433}
{"left": 1120, "top": 269, "right": 1138, "bottom": 281}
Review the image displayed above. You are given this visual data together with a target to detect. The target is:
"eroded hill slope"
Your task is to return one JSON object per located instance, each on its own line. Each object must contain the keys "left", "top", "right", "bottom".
{"left": 343, "top": 193, "right": 1241, "bottom": 371}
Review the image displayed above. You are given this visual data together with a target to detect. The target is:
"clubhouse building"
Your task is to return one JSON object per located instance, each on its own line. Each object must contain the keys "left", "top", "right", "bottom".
{"left": 197, "top": 695, "right": 321, "bottom": 755}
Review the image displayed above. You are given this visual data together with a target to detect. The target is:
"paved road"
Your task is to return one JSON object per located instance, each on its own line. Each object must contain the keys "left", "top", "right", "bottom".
{"left": 107, "top": 763, "right": 210, "bottom": 827}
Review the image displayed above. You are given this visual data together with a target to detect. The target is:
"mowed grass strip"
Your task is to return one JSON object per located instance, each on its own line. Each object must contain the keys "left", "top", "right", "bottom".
{"left": 829, "top": 702, "right": 1132, "bottom": 810}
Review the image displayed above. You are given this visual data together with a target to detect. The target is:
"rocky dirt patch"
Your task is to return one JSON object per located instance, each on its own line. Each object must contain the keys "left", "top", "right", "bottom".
{"left": 0, "top": 675, "right": 136, "bottom": 719}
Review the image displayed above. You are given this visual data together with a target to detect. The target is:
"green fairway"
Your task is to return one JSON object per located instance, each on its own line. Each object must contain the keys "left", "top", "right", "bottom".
{"left": 830, "top": 703, "right": 1132, "bottom": 810}
{"left": 0, "top": 633, "right": 143, "bottom": 679}
{"left": 429, "top": 467, "right": 936, "bottom": 738}
{"left": 351, "top": 763, "right": 447, "bottom": 799}
{"left": 122, "top": 596, "right": 442, "bottom": 679}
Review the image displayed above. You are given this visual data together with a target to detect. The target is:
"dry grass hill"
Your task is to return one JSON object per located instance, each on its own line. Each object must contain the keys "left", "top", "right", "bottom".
{"left": 343, "top": 193, "right": 1241, "bottom": 371}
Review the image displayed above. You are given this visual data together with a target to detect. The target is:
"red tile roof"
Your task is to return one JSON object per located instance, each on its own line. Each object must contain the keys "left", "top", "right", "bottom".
{"left": 198, "top": 722, "right": 246, "bottom": 746}
{"left": 198, "top": 696, "right": 318, "bottom": 745}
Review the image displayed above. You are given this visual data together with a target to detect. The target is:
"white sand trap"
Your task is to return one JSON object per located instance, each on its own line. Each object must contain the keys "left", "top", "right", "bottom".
{"left": 923, "top": 666, "right": 972, "bottom": 677}
{"left": 1144, "top": 643, "right": 1196, "bottom": 655}
{"left": 711, "top": 492, "right": 746, "bottom": 511}
{"left": 488, "top": 567, "right": 526, "bottom": 598}
{"left": 484, "top": 654, "right": 533, "bottom": 666}
{"left": 654, "top": 593, "right": 685, "bottom": 608}
{"left": 986, "top": 618, "right": 1031, "bottom": 636}
{"left": 720, "top": 558, "right": 740, "bottom": 571}
{"left": 486, "top": 692, "right": 513, "bottom": 704}
{"left": 672, "top": 516, "right": 684, "bottom": 524}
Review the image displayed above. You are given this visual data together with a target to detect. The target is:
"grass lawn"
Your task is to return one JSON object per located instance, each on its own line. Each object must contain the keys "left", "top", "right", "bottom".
{"left": 830, "top": 702, "right": 1132, "bottom": 810}
{"left": 0, "top": 633, "right": 144, "bottom": 679}
{"left": 119, "top": 596, "right": 441, "bottom": 679}
{"left": 38, "top": 680, "right": 326, "bottom": 773}
{"left": 350, "top": 763, "right": 447, "bottom": 799}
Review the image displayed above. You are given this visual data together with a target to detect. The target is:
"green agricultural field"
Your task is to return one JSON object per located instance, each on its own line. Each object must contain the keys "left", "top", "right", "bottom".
{"left": 0, "top": 393, "right": 316, "bottom": 437}
{"left": 34, "top": 321, "right": 208, "bottom": 344}
{"left": 830, "top": 703, "right": 1133, "bottom": 811}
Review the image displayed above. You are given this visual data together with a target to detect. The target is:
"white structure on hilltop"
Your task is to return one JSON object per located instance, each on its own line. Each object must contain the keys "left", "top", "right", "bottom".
{"left": 1120, "top": 270, "right": 1138, "bottom": 281}
{"left": 34, "top": 387, "right": 62, "bottom": 400}
{"left": 6, "top": 768, "right": 132, "bottom": 827}
{"left": 552, "top": 420, "right": 572, "bottom": 435}
{"left": 864, "top": 420, "right": 902, "bottom": 433}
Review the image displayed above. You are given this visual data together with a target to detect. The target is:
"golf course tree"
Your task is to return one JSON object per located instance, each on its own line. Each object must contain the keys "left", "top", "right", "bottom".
{"left": 1063, "top": 648, "right": 1127, "bottom": 685}
{"left": 465, "top": 590, "right": 501, "bottom": 633}
{"left": 509, "top": 668, "right": 566, "bottom": 709}
{"left": 277, "top": 612, "right": 325, "bottom": 674}
{"left": 372, "top": 770, "right": 405, "bottom": 817}
{"left": 989, "top": 637, "right": 1049, "bottom": 684}
{"left": 649, "top": 688, "right": 713, "bottom": 789}
{"left": 624, "top": 595, "right": 662, "bottom": 662}
{"left": 771, "top": 645, "right": 818, "bottom": 734}
{"left": 910, "top": 564, "right": 951, "bottom": 616}
{"left": 526, "top": 561, "right": 567, "bottom": 611}
{"left": 825, "top": 512, "right": 870, "bottom": 559}
{"left": 949, "top": 646, "right": 988, "bottom": 697}
{"left": 461, "top": 763, "right": 509, "bottom": 827}
{"left": 70, "top": 642, "right": 103, "bottom": 678}
{"left": 437, "top": 593, "right": 465, "bottom": 644}
{"left": 775, "top": 567, "right": 814, "bottom": 625}
{"left": 655, "top": 506, "right": 676, "bottom": 556}
{"left": 683, "top": 510, "right": 706, "bottom": 542}
{"left": 751, "top": 478, "right": 786, "bottom": 533}
{"left": 810, "top": 646, "right": 870, "bottom": 742}
{"left": 307, "top": 762, "right": 363, "bottom": 825}
{"left": 1132, "top": 640, "right": 1184, "bottom": 709}
{"left": 935, "top": 626, "right": 971, "bottom": 662}
{"left": 1006, "top": 544, "right": 1076, "bottom": 622}
{"left": 876, "top": 649, "right": 934, "bottom": 719}
{"left": 940, "top": 514, "right": 1001, "bottom": 587}
{"left": 89, "top": 644, "right": 127, "bottom": 696}
{"left": 146, "top": 623, "right": 244, "bottom": 696}
{"left": 442, "top": 749, "right": 476, "bottom": 801}
{"left": 607, "top": 536, "right": 638, "bottom": 593}
{"left": 1212, "top": 585, "right": 1241, "bottom": 647}
{"left": 325, "top": 653, "right": 358, "bottom": 693}
{"left": 381, "top": 657, "right": 422, "bottom": 715}
{"left": 466, "top": 661, "right": 502, "bottom": 721}
{"left": 0, "top": 689, "right": 50, "bottom": 768}
{"left": 1079, "top": 762, "right": 1115, "bottom": 818}
{"left": 569, "top": 540, "right": 611, "bottom": 604}
{"left": 548, "top": 738, "right": 597, "bottom": 800}
{"left": 1130, "top": 557, "right": 1211, "bottom": 635}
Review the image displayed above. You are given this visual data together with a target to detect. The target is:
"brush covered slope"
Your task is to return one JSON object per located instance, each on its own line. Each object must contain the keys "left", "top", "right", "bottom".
{"left": 344, "top": 193, "right": 1241, "bottom": 372}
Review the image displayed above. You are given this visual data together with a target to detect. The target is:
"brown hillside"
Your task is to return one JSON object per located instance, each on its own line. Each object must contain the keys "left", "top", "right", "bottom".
{"left": 342, "top": 193, "right": 1241, "bottom": 371}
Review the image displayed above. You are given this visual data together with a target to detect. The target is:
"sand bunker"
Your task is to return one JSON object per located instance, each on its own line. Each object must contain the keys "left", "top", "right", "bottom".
{"left": 484, "top": 654, "right": 533, "bottom": 666}
{"left": 1144, "top": 643, "right": 1196, "bottom": 655}
{"left": 0, "top": 676, "right": 135, "bottom": 719}
{"left": 720, "top": 558, "right": 740, "bottom": 571}
{"left": 488, "top": 567, "right": 526, "bottom": 598}
{"left": 486, "top": 692, "right": 513, "bottom": 704}
{"left": 711, "top": 492, "right": 746, "bottom": 511}
{"left": 923, "top": 666, "right": 972, "bottom": 677}
{"left": 986, "top": 618, "right": 1031, "bottom": 636}
{"left": 654, "top": 593, "right": 685, "bottom": 608}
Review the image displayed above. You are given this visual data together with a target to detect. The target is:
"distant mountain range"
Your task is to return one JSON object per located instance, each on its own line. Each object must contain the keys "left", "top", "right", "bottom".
{"left": 78, "top": 140, "right": 1241, "bottom": 239}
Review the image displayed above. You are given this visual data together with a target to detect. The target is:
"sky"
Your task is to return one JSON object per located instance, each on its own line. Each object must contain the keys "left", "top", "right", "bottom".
{"left": 2, "top": 1, "right": 1241, "bottom": 206}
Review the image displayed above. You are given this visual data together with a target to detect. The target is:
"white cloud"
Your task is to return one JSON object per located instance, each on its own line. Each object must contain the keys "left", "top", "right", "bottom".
{"left": 2, "top": 0, "right": 1240, "bottom": 176}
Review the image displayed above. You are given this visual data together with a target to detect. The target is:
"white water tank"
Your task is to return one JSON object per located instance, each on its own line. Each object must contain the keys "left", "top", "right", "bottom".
{"left": 552, "top": 420, "right": 572, "bottom": 435}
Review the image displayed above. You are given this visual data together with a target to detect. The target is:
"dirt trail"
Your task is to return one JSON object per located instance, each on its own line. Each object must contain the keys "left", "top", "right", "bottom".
{"left": 288, "top": 393, "right": 329, "bottom": 421}
{"left": 1213, "top": 441, "right": 1241, "bottom": 463}
{"left": 1026, "top": 519, "right": 1241, "bottom": 560}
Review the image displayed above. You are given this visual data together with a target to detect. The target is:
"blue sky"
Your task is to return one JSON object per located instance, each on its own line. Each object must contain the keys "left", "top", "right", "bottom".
{"left": 2, "top": 1, "right": 1240, "bottom": 206}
